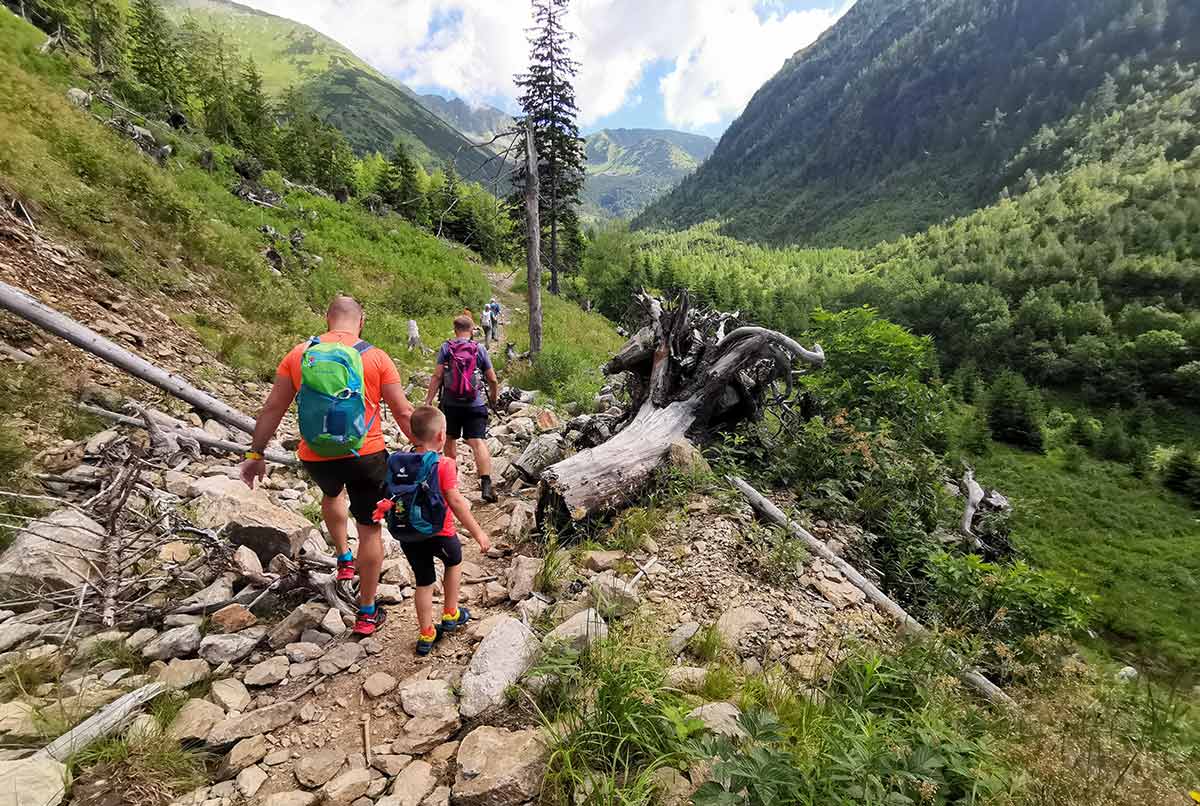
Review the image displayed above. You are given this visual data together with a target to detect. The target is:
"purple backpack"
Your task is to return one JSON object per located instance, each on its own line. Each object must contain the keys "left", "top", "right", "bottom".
{"left": 443, "top": 340, "right": 480, "bottom": 404}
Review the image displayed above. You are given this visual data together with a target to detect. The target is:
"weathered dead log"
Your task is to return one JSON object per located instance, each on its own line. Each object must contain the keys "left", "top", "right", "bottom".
{"left": 0, "top": 342, "right": 33, "bottom": 362}
{"left": 38, "top": 682, "right": 167, "bottom": 762}
{"left": 78, "top": 403, "right": 298, "bottom": 466}
{"left": 0, "top": 281, "right": 257, "bottom": 433}
{"left": 960, "top": 468, "right": 985, "bottom": 544}
{"left": 538, "top": 293, "right": 823, "bottom": 522}
{"left": 730, "top": 476, "right": 1016, "bottom": 709}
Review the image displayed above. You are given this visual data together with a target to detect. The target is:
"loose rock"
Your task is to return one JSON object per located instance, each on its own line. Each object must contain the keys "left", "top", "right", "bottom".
{"left": 453, "top": 726, "right": 547, "bottom": 806}
{"left": 168, "top": 698, "right": 226, "bottom": 743}
{"left": 458, "top": 617, "right": 540, "bottom": 718}
{"left": 245, "top": 655, "right": 290, "bottom": 687}
{"left": 142, "top": 624, "right": 203, "bottom": 661}
{"left": 544, "top": 608, "right": 608, "bottom": 653}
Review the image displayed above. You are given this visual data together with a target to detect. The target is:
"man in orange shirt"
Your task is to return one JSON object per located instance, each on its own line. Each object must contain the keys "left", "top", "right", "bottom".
{"left": 239, "top": 296, "right": 415, "bottom": 636}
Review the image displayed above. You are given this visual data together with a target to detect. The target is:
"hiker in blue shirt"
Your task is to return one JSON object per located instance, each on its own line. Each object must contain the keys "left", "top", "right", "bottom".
{"left": 424, "top": 315, "right": 500, "bottom": 503}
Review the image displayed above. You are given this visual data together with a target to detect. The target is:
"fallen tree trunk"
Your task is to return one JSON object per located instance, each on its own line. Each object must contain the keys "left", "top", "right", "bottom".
{"left": 0, "top": 281, "right": 257, "bottom": 434}
{"left": 730, "top": 475, "right": 1016, "bottom": 709}
{"left": 38, "top": 682, "right": 167, "bottom": 762}
{"left": 539, "top": 293, "right": 823, "bottom": 523}
{"left": 78, "top": 403, "right": 298, "bottom": 467}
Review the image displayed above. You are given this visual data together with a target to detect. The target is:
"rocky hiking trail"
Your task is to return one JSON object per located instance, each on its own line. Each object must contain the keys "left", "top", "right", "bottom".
{"left": 0, "top": 221, "right": 899, "bottom": 806}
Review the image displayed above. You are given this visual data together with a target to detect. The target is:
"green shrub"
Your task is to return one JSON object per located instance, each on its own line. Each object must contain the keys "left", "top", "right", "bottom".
{"left": 1096, "top": 412, "right": 1134, "bottom": 462}
{"left": 1061, "top": 443, "right": 1087, "bottom": 473}
{"left": 986, "top": 371, "right": 1045, "bottom": 451}
{"left": 696, "top": 644, "right": 1016, "bottom": 806}
{"left": 1162, "top": 447, "right": 1200, "bottom": 505}
{"left": 923, "top": 552, "right": 1090, "bottom": 673}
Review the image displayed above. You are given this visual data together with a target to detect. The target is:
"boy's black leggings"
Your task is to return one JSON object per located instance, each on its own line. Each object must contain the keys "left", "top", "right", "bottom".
{"left": 399, "top": 535, "right": 463, "bottom": 586}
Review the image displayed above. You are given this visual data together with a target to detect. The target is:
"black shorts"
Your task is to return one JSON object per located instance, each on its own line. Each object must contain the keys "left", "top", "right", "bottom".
{"left": 302, "top": 451, "right": 388, "bottom": 526}
{"left": 442, "top": 404, "right": 489, "bottom": 440}
{"left": 400, "top": 535, "right": 463, "bottom": 587}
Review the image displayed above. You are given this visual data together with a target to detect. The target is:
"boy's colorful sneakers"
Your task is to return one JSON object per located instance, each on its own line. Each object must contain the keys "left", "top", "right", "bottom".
{"left": 352, "top": 605, "right": 386, "bottom": 636}
{"left": 441, "top": 607, "right": 471, "bottom": 633}
{"left": 336, "top": 557, "right": 356, "bottom": 582}
{"left": 416, "top": 626, "right": 442, "bottom": 656}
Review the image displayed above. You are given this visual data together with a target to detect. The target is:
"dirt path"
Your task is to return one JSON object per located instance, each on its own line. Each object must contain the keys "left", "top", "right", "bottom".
{"left": 250, "top": 272, "right": 538, "bottom": 801}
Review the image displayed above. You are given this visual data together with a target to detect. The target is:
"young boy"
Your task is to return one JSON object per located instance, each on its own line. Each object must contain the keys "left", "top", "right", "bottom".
{"left": 399, "top": 406, "right": 491, "bottom": 656}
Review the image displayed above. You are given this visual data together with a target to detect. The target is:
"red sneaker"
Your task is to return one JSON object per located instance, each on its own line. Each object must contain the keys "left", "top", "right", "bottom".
{"left": 352, "top": 606, "right": 386, "bottom": 636}
{"left": 336, "top": 557, "right": 356, "bottom": 582}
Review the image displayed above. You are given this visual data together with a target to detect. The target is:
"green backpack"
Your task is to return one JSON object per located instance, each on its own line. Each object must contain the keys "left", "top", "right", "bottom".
{"left": 296, "top": 337, "right": 375, "bottom": 457}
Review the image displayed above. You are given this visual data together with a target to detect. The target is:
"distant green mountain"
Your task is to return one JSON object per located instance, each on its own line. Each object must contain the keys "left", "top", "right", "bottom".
{"left": 582, "top": 129, "right": 716, "bottom": 220}
{"left": 163, "top": 0, "right": 496, "bottom": 175}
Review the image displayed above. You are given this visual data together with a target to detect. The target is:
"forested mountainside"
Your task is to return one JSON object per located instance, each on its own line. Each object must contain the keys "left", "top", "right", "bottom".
{"left": 582, "top": 53, "right": 1200, "bottom": 666}
{"left": 637, "top": 0, "right": 1200, "bottom": 247}
{"left": 582, "top": 129, "right": 716, "bottom": 220}
{"left": 163, "top": 0, "right": 496, "bottom": 174}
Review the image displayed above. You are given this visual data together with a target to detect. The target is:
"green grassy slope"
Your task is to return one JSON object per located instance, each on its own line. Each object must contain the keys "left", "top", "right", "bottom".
{"left": 0, "top": 6, "right": 619, "bottom": 403}
{"left": 163, "top": 0, "right": 496, "bottom": 173}
{"left": 582, "top": 129, "right": 716, "bottom": 221}
{"left": 978, "top": 445, "right": 1200, "bottom": 670}
{"left": 0, "top": 7, "right": 489, "bottom": 377}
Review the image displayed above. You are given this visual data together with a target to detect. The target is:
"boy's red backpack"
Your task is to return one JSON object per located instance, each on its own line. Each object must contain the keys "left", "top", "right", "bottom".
{"left": 443, "top": 339, "right": 480, "bottom": 404}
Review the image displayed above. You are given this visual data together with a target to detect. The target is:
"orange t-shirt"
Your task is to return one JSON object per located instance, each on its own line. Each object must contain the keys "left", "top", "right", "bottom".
{"left": 434, "top": 455, "right": 458, "bottom": 536}
{"left": 278, "top": 331, "right": 400, "bottom": 462}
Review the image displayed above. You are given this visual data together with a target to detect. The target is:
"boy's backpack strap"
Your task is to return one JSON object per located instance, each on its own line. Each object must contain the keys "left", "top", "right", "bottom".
{"left": 307, "top": 335, "right": 321, "bottom": 347}
{"left": 353, "top": 340, "right": 372, "bottom": 354}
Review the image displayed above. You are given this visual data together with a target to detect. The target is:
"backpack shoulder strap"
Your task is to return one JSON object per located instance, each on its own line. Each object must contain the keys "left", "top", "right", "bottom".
{"left": 353, "top": 340, "right": 372, "bottom": 354}
{"left": 306, "top": 336, "right": 321, "bottom": 348}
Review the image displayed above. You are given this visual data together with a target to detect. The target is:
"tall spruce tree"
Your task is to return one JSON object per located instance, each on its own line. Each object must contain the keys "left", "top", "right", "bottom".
{"left": 513, "top": 0, "right": 585, "bottom": 295}
{"left": 85, "top": 0, "right": 125, "bottom": 73}
{"left": 129, "top": 0, "right": 183, "bottom": 113}
{"left": 236, "top": 58, "right": 276, "bottom": 166}
{"left": 378, "top": 143, "right": 428, "bottom": 225}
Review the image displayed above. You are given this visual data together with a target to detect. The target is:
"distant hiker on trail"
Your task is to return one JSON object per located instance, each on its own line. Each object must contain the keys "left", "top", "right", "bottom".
{"left": 374, "top": 406, "right": 490, "bottom": 655}
{"left": 479, "top": 305, "right": 495, "bottom": 348}
{"left": 239, "top": 295, "right": 415, "bottom": 637}
{"left": 486, "top": 298, "right": 502, "bottom": 338}
{"left": 425, "top": 315, "right": 500, "bottom": 503}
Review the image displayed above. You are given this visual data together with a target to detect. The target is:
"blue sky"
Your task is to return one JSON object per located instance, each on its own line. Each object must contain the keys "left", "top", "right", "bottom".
{"left": 240, "top": 0, "right": 852, "bottom": 138}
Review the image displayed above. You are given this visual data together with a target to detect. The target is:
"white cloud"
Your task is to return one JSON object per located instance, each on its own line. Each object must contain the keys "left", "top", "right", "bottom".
{"left": 235, "top": 0, "right": 850, "bottom": 129}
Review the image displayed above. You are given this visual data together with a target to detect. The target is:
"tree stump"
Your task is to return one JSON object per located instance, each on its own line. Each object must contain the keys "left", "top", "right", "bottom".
{"left": 537, "top": 293, "right": 823, "bottom": 525}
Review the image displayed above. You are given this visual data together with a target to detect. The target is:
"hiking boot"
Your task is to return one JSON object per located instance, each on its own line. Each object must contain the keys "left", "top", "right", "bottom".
{"left": 416, "top": 626, "right": 443, "bottom": 656}
{"left": 480, "top": 476, "right": 498, "bottom": 504}
{"left": 336, "top": 557, "right": 356, "bottom": 582}
{"left": 352, "top": 605, "right": 386, "bottom": 636}
{"left": 441, "top": 606, "right": 471, "bottom": 633}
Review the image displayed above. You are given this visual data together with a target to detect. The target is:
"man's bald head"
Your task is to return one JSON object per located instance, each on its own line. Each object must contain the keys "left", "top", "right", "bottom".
{"left": 326, "top": 296, "right": 364, "bottom": 334}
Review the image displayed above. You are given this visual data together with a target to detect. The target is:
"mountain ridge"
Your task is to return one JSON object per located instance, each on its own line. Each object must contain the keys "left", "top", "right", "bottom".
{"left": 582, "top": 128, "right": 716, "bottom": 220}
{"left": 163, "top": 0, "right": 497, "bottom": 175}
{"left": 637, "top": 0, "right": 1200, "bottom": 246}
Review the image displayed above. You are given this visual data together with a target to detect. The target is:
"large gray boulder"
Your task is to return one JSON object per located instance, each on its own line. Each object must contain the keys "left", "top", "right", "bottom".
{"left": 458, "top": 617, "right": 540, "bottom": 718}
{"left": 453, "top": 726, "right": 547, "bottom": 806}
{"left": 0, "top": 510, "right": 104, "bottom": 598}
